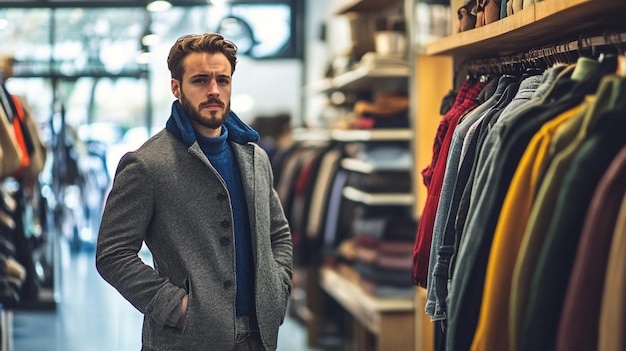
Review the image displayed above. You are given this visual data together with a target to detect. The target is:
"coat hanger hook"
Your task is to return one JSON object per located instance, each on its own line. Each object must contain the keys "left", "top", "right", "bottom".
{"left": 611, "top": 31, "right": 624, "bottom": 55}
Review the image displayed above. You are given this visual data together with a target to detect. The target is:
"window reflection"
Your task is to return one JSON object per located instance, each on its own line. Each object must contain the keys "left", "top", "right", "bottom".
{"left": 0, "top": 2, "right": 300, "bottom": 128}
{"left": 0, "top": 3, "right": 297, "bottom": 80}
{"left": 213, "top": 4, "right": 292, "bottom": 58}
{"left": 150, "top": 3, "right": 295, "bottom": 59}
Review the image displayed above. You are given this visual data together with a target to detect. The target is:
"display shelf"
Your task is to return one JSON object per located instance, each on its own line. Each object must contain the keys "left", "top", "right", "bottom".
{"left": 330, "top": 128, "right": 413, "bottom": 142}
{"left": 341, "top": 158, "right": 411, "bottom": 174}
{"left": 332, "top": 0, "right": 402, "bottom": 15}
{"left": 424, "top": 0, "right": 626, "bottom": 58}
{"left": 332, "top": 64, "right": 409, "bottom": 91}
{"left": 292, "top": 127, "right": 331, "bottom": 142}
{"left": 319, "top": 266, "right": 415, "bottom": 351}
{"left": 320, "top": 266, "right": 414, "bottom": 318}
{"left": 303, "top": 78, "right": 333, "bottom": 97}
{"left": 319, "top": 266, "right": 415, "bottom": 349}
{"left": 342, "top": 186, "right": 414, "bottom": 206}
{"left": 305, "top": 64, "right": 409, "bottom": 96}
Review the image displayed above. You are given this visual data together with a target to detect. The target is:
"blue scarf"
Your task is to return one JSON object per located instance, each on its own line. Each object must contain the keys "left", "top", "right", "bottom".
{"left": 165, "top": 100, "right": 259, "bottom": 147}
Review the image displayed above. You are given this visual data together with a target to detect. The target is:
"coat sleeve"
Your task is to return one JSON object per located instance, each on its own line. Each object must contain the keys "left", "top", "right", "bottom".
{"left": 262, "top": 146, "right": 293, "bottom": 294}
{"left": 95, "top": 151, "right": 186, "bottom": 326}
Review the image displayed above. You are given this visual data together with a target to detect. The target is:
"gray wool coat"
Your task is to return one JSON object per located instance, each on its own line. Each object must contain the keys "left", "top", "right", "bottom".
{"left": 95, "top": 128, "right": 293, "bottom": 351}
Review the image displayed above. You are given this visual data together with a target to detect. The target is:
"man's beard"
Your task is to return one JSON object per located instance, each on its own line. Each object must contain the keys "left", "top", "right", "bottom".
{"left": 180, "top": 93, "right": 230, "bottom": 130}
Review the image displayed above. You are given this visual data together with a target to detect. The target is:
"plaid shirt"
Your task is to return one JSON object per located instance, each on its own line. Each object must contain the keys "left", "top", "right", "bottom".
{"left": 413, "top": 78, "right": 486, "bottom": 287}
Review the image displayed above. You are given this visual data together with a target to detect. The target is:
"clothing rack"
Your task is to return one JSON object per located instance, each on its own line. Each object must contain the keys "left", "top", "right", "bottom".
{"left": 462, "top": 31, "right": 626, "bottom": 76}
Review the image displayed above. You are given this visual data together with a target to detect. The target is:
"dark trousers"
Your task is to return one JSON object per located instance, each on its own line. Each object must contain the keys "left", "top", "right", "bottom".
{"left": 234, "top": 315, "right": 264, "bottom": 351}
{"left": 234, "top": 332, "right": 264, "bottom": 351}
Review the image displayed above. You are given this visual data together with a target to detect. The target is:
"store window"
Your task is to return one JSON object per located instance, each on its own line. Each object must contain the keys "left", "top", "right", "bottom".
{"left": 145, "top": 3, "right": 298, "bottom": 59}
{"left": 0, "top": 2, "right": 301, "bottom": 123}
{"left": 0, "top": 7, "right": 148, "bottom": 126}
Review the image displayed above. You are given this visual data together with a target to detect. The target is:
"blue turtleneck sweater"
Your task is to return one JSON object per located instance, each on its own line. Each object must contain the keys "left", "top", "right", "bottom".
{"left": 195, "top": 127, "right": 255, "bottom": 317}
{"left": 165, "top": 101, "right": 260, "bottom": 317}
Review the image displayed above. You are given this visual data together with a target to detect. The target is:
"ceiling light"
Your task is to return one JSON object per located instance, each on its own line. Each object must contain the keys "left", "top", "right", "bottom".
{"left": 136, "top": 51, "right": 152, "bottom": 65}
{"left": 142, "top": 34, "right": 161, "bottom": 47}
{"left": 147, "top": 1, "right": 172, "bottom": 12}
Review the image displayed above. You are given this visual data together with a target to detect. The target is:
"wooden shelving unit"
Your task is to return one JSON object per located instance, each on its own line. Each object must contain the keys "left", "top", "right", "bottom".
{"left": 410, "top": 1, "right": 626, "bottom": 351}
{"left": 305, "top": 64, "right": 409, "bottom": 96}
{"left": 332, "top": 0, "right": 403, "bottom": 15}
{"left": 330, "top": 128, "right": 413, "bottom": 142}
{"left": 341, "top": 157, "right": 412, "bottom": 173}
{"left": 320, "top": 266, "right": 415, "bottom": 351}
{"left": 342, "top": 186, "right": 414, "bottom": 206}
{"left": 425, "top": 0, "right": 626, "bottom": 58}
{"left": 413, "top": 0, "right": 626, "bottom": 212}
{"left": 300, "top": 1, "right": 417, "bottom": 349}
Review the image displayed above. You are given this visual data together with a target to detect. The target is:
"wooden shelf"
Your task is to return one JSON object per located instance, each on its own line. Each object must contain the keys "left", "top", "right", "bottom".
{"left": 425, "top": 0, "right": 626, "bottom": 58}
{"left": 306, "top": 64, "right": 409, "bottom": 96}
{"left": 410, "top": 1, "right": 626, "bottom": 351}
{"left": 330, "top": 128, "right": 413, "bottom": 142}
{"left": 341, "top": 158, "right": 411, "bottom": 173}
{"left": 320, "top": 267, "right": 414, "bottom": 333}
{"left": 343, "top": 186, "right": 414, "bottom": 206}
{"left": 304, "top": 78, "right": 333, "bottom": 96}
{"left": 332, "top": 0, "right": 402, "bottom": 15}
{"left": 292, "top": 127, "right": 331, "bottom": 142}
{"left": 333, "top": 64, "right": 408, "bottom": 91}
{"left": 319, "top": 266, "right": 416, "bottom": 350}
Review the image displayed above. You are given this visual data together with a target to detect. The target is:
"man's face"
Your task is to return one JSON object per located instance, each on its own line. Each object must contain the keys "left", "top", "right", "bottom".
{"left": 171, "top": 52, "right": 232, "bottom": 137}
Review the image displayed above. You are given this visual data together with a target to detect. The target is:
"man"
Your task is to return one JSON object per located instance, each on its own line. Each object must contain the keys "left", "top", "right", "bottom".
{"left": 95, "top": 33, "right": 293, "bottom": 351}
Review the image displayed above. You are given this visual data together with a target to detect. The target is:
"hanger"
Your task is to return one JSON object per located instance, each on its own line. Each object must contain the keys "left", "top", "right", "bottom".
{"left": 606, "top": 32, "right": 626, "bottom": 77}
{"left": 0, "top": 83, "right": 13, "bottom": 123}
{"left": 0, "top": 207, "right": 15, "bottom": 231}
{"left": 577, "top": 35, "right": 597, "bottom": 60}
{"left": 460, "top": 32, "right": 626, "bottom": 83}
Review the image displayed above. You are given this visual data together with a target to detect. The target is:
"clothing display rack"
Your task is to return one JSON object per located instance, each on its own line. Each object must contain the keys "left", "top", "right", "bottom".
{"left": 0, "top": 76, "right": 50, "bottom": 351}
{"left": 411, "top": 2, "right": 626, "bottom": 351}
{"left": 461, "top": 31, "right": 626, "bottom": 76}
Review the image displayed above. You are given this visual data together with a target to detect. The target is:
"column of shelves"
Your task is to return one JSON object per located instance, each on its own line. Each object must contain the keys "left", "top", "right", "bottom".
{"left": 322, "top": 126, "right": 418, "bottom": 350}
{"left": 302, "top": 1, "right": 416, "bottom": 348}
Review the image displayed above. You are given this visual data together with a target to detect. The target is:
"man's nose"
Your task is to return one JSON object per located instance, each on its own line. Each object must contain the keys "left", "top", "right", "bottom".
{"left": 207, "top": 80, "right": 219, "bottom": 97}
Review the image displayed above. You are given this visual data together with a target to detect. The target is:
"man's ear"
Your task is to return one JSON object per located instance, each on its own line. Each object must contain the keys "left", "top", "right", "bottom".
{"left": 171, "top": 78, "right": 181, "bottom": 99}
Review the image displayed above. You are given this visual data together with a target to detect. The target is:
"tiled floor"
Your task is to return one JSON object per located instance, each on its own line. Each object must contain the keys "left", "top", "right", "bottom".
{"left": 10, "top": 242, "right": 333, "bottom": 351}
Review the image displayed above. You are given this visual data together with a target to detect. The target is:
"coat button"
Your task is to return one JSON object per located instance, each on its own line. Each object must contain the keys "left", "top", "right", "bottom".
{"left": 223, "top": 280, "right": 232, "bottom": 289}
{"left": 220, "top": 219, "right": 230, "bottom": 228}
{"left": 217, "top": 193, "right": 227, "bottom": 201}
{"left": 220, "top": 236, "right": 230, "bottom": 246}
